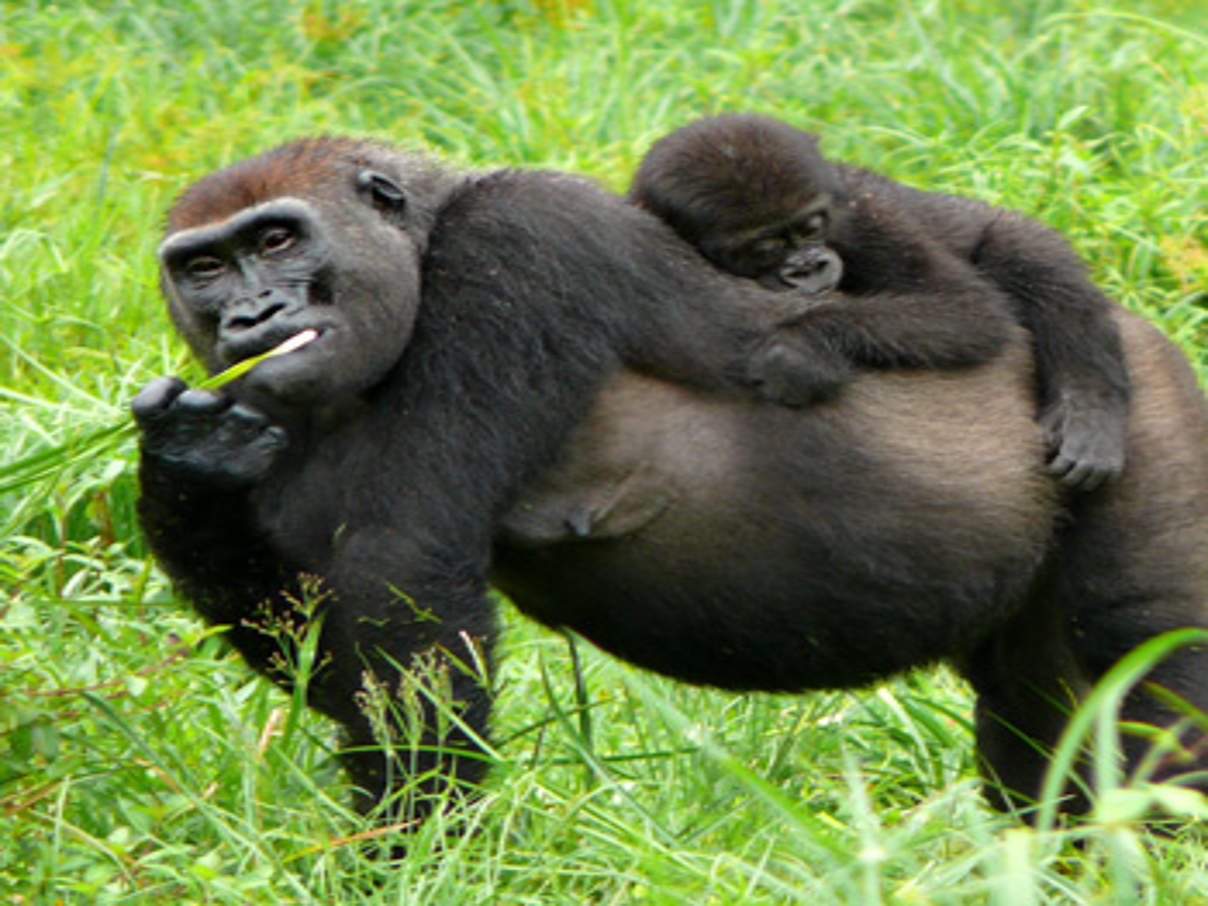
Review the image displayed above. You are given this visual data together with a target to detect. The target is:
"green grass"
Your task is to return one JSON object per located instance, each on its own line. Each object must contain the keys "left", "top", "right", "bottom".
{"left": 2, "top": 0, "right": 1207, "bottom": 901}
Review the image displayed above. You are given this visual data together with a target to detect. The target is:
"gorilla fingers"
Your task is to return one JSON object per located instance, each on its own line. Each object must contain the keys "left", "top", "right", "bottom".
{"left": 132, "top": 378, "right": 287, "bottom": 488}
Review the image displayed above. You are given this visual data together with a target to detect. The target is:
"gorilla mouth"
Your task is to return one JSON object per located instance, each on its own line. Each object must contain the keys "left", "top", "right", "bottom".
{"left": 222, "top": 324, "right": 325, "bottom": 369}
{"left": 203, "top": 329, "right": 322, "bottom": 390}
{"left": 271, "top": 328, "right": 320, "bottom": 357}
{"left": 243, "top": 327, "right": 322, "bottom": 367}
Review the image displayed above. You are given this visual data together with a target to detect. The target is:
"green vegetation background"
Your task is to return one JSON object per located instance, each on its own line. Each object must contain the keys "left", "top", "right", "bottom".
{"left": 1, "top": 0, "right": 1205, "bottom": 902}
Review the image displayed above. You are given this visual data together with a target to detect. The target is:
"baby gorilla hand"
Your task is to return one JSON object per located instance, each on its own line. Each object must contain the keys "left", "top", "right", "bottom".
{"left": 132, "top": 377, "right": 287, "bottom": 488}
{"left": 746, "top": 334, "right": 855, "bottom": 407}
{"left": 1041, "top": 398, "right": 1126, "bottom": 491}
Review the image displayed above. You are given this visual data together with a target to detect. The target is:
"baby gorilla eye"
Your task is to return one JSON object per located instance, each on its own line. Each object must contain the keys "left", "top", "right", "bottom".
{"left": 804, "top": 211, "right": 827, "bottom": 235}
{"left": 751, "top": 236, "right": 788, "bottom": 256}
{"left": 788, "top": 211, "right": 829, "bottom": 245}
{"left": 741, "top": 236, "right": 791, "bottom": 272}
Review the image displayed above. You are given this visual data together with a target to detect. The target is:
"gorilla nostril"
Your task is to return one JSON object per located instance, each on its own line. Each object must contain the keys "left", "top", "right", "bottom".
{"left": 225, "top": 300, "right": 287, "bottom": 332}
{"left": 258, "top": 301, "right": 286, "bottom": 323}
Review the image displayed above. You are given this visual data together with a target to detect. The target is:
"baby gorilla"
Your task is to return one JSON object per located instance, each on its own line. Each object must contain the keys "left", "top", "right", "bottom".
{"left": 630, "top": 113, "right": 1130, "bottom": 490}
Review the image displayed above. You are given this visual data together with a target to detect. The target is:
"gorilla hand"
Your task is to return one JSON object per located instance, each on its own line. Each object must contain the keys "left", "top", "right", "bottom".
{"left": 746, "top": 334, "right": 855, "bottom": 406}
{"left": 1041, "top": 397, "right": 1126, "bottom": 491}
{"left": 132, "top": 377, "right": 287, "bottom": 488}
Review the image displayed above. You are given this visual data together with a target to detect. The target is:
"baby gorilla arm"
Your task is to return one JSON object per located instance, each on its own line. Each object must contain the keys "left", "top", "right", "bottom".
{"left": 746, "top": 239, "right": 1015, "bottom": 406}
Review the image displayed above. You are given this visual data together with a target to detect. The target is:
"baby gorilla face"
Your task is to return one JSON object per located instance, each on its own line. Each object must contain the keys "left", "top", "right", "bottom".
{"left": 705, "top": 218, "right": 845, "bottom": 292}
{"left": 702, "top": 204, "right": 844, "bottom": 293}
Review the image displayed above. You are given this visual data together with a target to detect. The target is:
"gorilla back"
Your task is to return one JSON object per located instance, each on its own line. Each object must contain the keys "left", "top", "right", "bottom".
{"left": 136, "top": 137, "right": 1208, "bottom": 826}
{"left": 497, "top": 309, "right": 1208, "bottom": 809}
{"left": 497, "top": 329, "right": 1058, "bottom": 691}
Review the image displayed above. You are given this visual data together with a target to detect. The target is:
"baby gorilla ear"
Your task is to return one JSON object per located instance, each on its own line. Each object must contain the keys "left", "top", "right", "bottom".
{"left": 356, "top": 169, "right": 408, "bottom": 224}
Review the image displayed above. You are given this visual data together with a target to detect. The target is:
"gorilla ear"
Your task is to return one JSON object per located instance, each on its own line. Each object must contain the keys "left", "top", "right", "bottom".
{"left": 356, "top": 169, "right": 408, "bottom": 221}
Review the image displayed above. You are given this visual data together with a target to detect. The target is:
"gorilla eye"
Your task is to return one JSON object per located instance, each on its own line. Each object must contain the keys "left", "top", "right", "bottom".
{"left": 184, "top": 255, "right": 226, "bottom": 281}
{"left": 259, "top": 226, "right": 295, "bottom": 255}
{"left": 783, "top": 212, "right": 829, "bottom": 248}
{"left": 754, "top": 237, "right": 786, "bottom": 253}
{"left": 749, "top": 236, "right": 788, "bottom": 262}
{"left": 800, "top": 211, "right": 828, "bottom": 238}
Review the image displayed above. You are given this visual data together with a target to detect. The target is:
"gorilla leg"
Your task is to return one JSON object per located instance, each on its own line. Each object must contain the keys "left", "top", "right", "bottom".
{"left": 287, "top": 529, "right": 497, "bottom": 822}
{"left": 962, "top": 582, "right": 1094, "bottom": 815}
{"left": 1059, "top": 510, "right": 1208, "bottom": 795}
{"left": 1048, "top": 313, "right": 1208, "bottom": 800}
{"left": 1067, "top": 596, "right": 1208, "bottom": 795}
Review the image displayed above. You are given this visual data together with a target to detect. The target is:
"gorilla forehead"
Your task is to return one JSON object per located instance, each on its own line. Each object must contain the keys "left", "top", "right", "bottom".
{"left": 166, "top": 138, "right": 367, "bottom": 231}
{"left": 165, "top": 137, "right": 457, "bottom": 235}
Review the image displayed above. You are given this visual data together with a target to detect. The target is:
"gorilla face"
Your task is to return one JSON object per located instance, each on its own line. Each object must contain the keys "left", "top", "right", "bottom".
{"left": 158, "top": 145, "right": 460, "bottom": 408}
{"left": 697, "top": 202, "right": 845, "bottom": 293}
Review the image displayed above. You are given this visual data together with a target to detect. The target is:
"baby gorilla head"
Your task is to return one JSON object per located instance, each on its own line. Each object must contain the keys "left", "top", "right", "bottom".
{"left": 630, "top": 113, "right": 845, "bottom": 292}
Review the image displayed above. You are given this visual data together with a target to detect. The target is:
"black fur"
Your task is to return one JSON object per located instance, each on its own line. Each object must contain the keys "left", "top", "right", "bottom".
{"left": 631, "top": 114, "right": 1131, "bottom": 490}
{"left": 140, "top": 140, "right": 805, "bottom": 819}
{"left": 135, "top": 139, "right": 1208, "bottom": 831}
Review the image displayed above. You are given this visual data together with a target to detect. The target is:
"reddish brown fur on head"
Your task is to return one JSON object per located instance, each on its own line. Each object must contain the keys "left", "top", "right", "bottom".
{"left": 166, "top": 137, "right": 386, "bottom": 233}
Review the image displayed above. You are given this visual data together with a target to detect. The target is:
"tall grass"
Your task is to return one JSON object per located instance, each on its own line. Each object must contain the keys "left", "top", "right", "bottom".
{"left": 2, "top": 0, "right": 1206, "bottom": 901}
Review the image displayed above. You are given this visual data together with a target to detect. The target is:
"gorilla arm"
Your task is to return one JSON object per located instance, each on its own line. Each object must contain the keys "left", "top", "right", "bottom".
{"left": 746, "top": 210, "right": 1019, "bottom": 407}
{"left": 132, "top": 378, "right": 299, "bottom": 662}
{"left": 134, "top": 375, "right": 495, "bottom": 819}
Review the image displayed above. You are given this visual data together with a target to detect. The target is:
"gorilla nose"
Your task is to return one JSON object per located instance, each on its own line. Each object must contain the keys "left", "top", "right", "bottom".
{"left": 780, "top": 247, "right": 843, "bottom": 293}
{"left": 784, "top": 257, "right": 829, "bottom": 281}
{"left": 223, "top": 296, "right": 288, "bottom": 332}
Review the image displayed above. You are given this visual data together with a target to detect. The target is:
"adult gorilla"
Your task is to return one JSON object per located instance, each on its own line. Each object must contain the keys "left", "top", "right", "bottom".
{"left": 135, "top": 137, "right": 1208, "bottom": 826}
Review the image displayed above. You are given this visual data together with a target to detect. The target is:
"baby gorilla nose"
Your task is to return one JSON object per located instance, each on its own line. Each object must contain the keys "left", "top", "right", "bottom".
{"left": 779, "top": 245, "right": 844, "bottom": 293}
